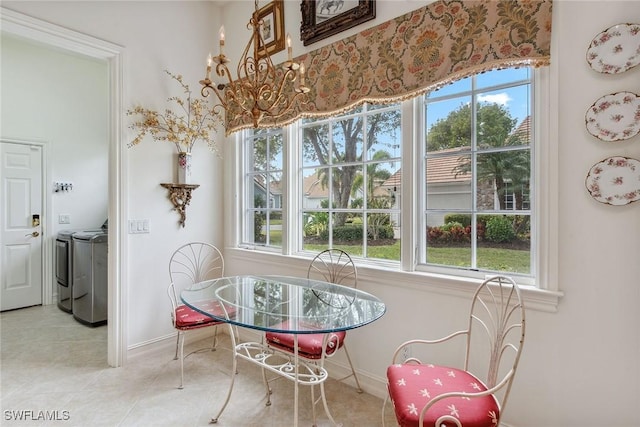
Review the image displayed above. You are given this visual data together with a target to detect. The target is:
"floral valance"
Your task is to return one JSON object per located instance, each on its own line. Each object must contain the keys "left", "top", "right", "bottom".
{"left": 226, "top": 0, "right": 553, "bottom": 134}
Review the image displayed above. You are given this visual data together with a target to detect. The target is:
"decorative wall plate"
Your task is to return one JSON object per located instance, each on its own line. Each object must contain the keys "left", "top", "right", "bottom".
{"left": 585, "top": 156, "right": 640, "bottom": 205}
{"left": 585, "top": 92, "right": 640, "bottom": 142}
{"left": 586, "top": 23, "right": 640, "bottom": 74}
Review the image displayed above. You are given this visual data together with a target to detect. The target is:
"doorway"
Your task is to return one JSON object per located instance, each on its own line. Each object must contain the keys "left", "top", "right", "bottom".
{"left": 1, "top": 9, "right": 125, "bottom": 367}
{"left": 0, "top": 141, "right": 43, "bottom": 311}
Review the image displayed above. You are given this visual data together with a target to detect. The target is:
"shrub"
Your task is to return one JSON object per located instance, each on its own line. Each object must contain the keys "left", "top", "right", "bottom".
{"left": 368, "top": 225, "right": 394, "bottom": 240}
{"left": 485, "top": 216, "right": 515, "bottom": 242}
{"left": 427, "top": 223, "right": 470, "bottom": 244}
{"left": 320, "top": 225, "right": 362, "bottom": 242}
{"left": 442, "top": 214, "right": 491, "bottom": 230}
{"left": 441, "top": 221, "right": 464, "bottom": 232}
{"left": 427, "top": 226, "right": 444, "bottom": 243}
{"left": 444, "top": 214, "right": 471, "bottom": 227}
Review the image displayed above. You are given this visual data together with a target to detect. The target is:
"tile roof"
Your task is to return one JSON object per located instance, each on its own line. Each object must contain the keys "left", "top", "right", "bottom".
{"left": 382, "top": 116, "right": 531, "bottom": 188}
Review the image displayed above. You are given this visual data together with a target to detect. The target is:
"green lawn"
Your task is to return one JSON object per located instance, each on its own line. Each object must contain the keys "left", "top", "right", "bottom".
{"left": 304, "top": 240, "right": 530, "bottom": 273}
{"left": 266, "top": 231, "right": 529, "bottom": 274}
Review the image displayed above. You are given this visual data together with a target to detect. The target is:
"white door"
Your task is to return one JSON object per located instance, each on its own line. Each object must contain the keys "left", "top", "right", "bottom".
{"left": 0, "top": 141, "right": 43, "bottom": 311}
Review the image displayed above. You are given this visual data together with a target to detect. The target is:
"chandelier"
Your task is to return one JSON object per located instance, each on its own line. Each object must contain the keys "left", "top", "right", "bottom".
{"left": 199, "top": 0, "right": 309, "bottom": 130}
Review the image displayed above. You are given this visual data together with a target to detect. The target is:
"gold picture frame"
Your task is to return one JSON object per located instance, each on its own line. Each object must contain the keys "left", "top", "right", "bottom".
{"left": 300, "top": 0, "right": 376, "bottom": 46}
{"left": 255, "top": 0, "right": 285, "bottom": 59}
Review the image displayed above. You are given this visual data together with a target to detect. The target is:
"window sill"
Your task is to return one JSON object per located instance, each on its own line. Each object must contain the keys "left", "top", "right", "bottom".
{"left": 226, "top": 248, "right": 563, "bottom": 313}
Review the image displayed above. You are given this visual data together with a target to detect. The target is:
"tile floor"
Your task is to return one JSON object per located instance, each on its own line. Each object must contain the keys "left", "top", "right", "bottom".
{"left": 1, "top": 305, "right": 397, "bottom": 426}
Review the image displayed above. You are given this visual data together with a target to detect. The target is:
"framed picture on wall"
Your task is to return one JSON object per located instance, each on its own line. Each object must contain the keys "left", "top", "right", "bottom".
{"left": 255, "top": 0, "right": 285, "bottom": 59}
{"left": 300, "top": 0, "right": 376, "bottom": 46}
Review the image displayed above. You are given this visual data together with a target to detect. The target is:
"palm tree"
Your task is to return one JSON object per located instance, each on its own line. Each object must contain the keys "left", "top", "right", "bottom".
{"left": 449, "top": 105, "right": 530, "bottom": 210}
{"left": 351, "top": 150, "right": 393, "bottom": 201}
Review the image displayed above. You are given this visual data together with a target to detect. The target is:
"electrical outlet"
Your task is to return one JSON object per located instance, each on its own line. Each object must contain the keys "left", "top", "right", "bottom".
{"left": 59, "top": 214, "right": 70, "bottom": 224}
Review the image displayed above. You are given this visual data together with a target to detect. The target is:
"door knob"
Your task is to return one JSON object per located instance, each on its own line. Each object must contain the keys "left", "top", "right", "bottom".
{"left": 25, "top": 231, "right": 40, "bottom": 237}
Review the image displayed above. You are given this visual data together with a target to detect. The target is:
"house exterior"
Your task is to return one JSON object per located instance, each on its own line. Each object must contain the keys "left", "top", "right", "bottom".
{"left": 381, "top": 116, "right": 532, "bottom": 227}
{"left": 253, "top": 175, "right": 282, "bottom": 209}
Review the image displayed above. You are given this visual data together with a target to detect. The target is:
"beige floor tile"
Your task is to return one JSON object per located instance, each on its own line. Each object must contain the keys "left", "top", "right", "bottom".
{"left": 1, "top": 305, "right": 396, "bottom": 426}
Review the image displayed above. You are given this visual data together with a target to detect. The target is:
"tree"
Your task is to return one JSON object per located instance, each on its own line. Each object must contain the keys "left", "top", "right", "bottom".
{"left": 427, "top": 102, "right": 517, "bottom": 151}
{"left": 302, "top": 107, "right": 400, "bottom": 226}
{"left": 251, "top": 131, "right": 283, "bottom": 171}
{"left": 428, "top": 102, "right": 530, "bottom": 210}
{"left": 366, "top": 197, "right": 393, "bottom": 241}
{"left": 351, "top": 150, "right": 393, "bottom": 200}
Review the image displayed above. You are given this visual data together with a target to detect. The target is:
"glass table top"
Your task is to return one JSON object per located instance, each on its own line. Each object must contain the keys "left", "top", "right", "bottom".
{"left": 180, "top": 275, "right": 386, "bottom": 334}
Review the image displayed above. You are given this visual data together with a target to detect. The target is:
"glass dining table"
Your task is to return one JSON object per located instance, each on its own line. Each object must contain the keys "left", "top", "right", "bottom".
{"left": 181, "top": 274, "right": 386, "bottom": 426}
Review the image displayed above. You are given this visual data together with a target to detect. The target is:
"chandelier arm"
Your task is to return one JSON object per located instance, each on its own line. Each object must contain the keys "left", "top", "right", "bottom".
{"left": 258, "top": 68, "right": 298, "bottom": 112}
{"left": 263, "top": 92, "right": 307, "bottom": 122}
{"left": 199, "top": 60, "right": 237, "bottom": 114}
{"left": 272, "top": 68, "right": 297, "bottom": 101}
{"left": 200, "top": 1, "right": 308, "bottom": 130}
{"left": 200, "top": 84, "right": 227, "bottom": 109}
{"left": 238, "top": 19, "right": 258, "bottom": 83}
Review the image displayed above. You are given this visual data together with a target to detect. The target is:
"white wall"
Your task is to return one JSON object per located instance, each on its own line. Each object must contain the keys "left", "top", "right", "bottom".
{"left": 2, "top": 1, "right": 639, "bottom": 426}
{"left": 1, "top": 36, "right": 109, "bottom": 233}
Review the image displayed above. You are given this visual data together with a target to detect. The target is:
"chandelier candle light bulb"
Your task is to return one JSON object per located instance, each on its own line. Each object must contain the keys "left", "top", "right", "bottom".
{"left": 219, "top": 26, "right": 225, "bottom": 56}
{"left": 299, "top": 63, "right": 306, "bottom": 88}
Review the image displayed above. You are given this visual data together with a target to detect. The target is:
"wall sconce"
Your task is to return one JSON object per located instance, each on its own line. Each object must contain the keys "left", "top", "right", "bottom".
{"left": 160, "top": 183, "right": 199, "bottom": 227}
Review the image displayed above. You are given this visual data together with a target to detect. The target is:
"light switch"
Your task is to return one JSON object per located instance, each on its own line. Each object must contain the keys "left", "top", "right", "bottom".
{"left": 128, "top": 219, "right": 150, "bottom": 234}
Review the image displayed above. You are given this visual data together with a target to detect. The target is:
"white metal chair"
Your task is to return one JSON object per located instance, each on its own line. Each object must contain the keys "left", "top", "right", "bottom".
{"left": 383, "top": 275, "right": 525, "bottom": 427}
{"left": 262, "top": 249, "right": 363, "bottom": 424}
{"left": 167, "top": 242, "right": 226, "bottom": 389}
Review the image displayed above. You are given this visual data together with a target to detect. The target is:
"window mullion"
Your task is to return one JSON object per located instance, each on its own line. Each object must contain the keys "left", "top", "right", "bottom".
{"left": 283, "top": 125, "right": 296, "bottom": 255}
{"left": 401, "top": 98, "right": 418, "bottom": 272}
{"left": 470, "top": 76, "right": 478, "bottom": 270}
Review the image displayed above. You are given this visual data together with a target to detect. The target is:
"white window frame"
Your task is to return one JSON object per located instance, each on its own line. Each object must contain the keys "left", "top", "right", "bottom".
{"left": 296, "top": 104, "right": 402, "bottom": 263}
{"left": 230, "top": 66, "right": 561, "bottom": 311}
{"left": 416, "top": 68, "right": 535, "bottom": 285}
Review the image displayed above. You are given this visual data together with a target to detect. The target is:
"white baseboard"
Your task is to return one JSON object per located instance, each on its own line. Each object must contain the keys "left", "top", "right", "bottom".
{"left": 126, "top": 328, "right": 214, "bottom": 360}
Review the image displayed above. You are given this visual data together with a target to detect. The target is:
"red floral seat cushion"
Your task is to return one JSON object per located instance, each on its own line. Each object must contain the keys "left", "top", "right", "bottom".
{"left": 265, "top": 321, "right": 345, "bottom": 359}
{"left": 174, "top": 300, "right": 234, "bottom": 330}
{"left": 386, "top": 363, "right": 500, "bottom": 427}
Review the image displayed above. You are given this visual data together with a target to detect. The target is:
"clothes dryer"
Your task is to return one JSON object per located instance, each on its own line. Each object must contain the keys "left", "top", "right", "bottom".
{"left": 72, "top": 230, "right": 108, "bottom": 326}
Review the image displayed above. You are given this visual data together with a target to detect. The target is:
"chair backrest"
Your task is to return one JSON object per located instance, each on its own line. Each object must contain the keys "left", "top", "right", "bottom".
{"left": 168, "top": 242, "right": 224, "bottom": 304}
{"left": 307, "top": 249, "right": 357, "bottom": 288}
{"left": 464, "top": 275, "right": 525, "bottom": 411}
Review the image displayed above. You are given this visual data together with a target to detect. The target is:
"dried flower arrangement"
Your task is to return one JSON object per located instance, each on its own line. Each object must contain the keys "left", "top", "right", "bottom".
{"left": 126, "top": 70, "right": 221, "bottom": 154}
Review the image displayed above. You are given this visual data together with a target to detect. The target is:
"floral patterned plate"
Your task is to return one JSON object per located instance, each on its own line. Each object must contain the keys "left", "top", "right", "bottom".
{"left": 586, "top": 23, "right": 640, "bottom": 74}
{"left": 585, "top": 92, "right": 640, "bottom": 142}
{"left": 585, "top": 156, "right": 640, "bottom": 205}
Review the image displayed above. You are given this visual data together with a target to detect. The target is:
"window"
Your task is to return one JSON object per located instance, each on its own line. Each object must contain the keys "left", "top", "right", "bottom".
{"left": 299, "top": 104, "right": 402, "bottom": 261}
{"left": 422, "top": 68, "right": 533, "bottom": 276}
{"left": 239, "top": 66, "right": 544, "bottom": 284}
{"left": 242, "top": 127, "right": 284, "bottom": 248}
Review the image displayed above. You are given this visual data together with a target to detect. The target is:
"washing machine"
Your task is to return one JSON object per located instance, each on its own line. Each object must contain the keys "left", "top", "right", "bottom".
{"left": 55, "top": 230, "right": 78, "bottom": 313}
{"left": 72, "top": 230, "right": 108, "bottom": 326}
